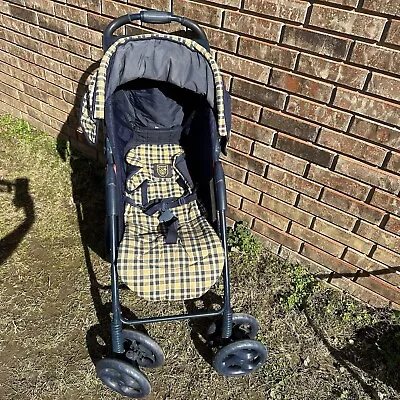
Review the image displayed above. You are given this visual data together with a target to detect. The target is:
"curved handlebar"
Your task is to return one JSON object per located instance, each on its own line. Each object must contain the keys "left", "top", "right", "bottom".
{"left": 103, "top": 11, "right": 208, "bottom": 51}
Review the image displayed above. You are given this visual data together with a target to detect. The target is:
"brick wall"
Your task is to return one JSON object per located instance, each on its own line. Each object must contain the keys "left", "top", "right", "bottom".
{"left": 0, "top": 0, "right": 399, "bottom": 308}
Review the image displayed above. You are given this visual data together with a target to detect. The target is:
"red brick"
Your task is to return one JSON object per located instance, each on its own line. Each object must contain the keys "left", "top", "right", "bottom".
{"left": 335, "top": 155, "right": 400, "bottom": 194}
{"left": 207, "top": 0, "right": 241, "bottom": 7}
{"left": 68, "top": 23, "right": 102, "bottom": 46}
{"left": 228, "top": 133, "right": 253, "bottom": 154}
{"left": 334, "top": 87, "right": 400, "bottom": 126}
{"left": 1, "top": 40, "right": 35, "bottom": 63}
{"left": 267, "top": 165, "right": 322, "bottom": 198}
{"left": 201, "top": 25, "right": 238, "bottom": 52}
{"left": 238, "top": 37, "right": 298, "bottom": 69}
{"left": 231, "top": 97, "right": 261, "bottom": 121}
{"left": 282, "top": 26, "right": 352, "bottom": 60}
{"left": 307, "top": 164, "right": 371, "bottom": 201}
{"left": 279, "top": 246, "right": 328, "bottom": 275}
{"left": 38, "top": 13, "right": 68, "bottom": 35}
{"left": 174, "top": 0, "right": 223, "bottom": 26}
{"left": 222, "top": 160, "right": 246, "bottom": 182}
{"left": 231, "top": 78, "right": 287, "bottom": 110}
{"left": 270, "top": 69, "right": 334, "bottom": 104}
{"left": 102, "top": 0, "right": 138, "bottom": 18}
{"left": 226, "top": 190, "right": 242, "bottom": 208}
{"left": 293, "top": 223, "right": 346, "bottom": 256}
{"left": 253, "top": 219, "right": 302, "bottom": 251}
{"left": 67, "top": 0, "right": 101, "bottom": 13}
{"left": 276, "top": 133, "right": 336, "bottom": 168}
{"left": 0, "top": 81, "right": 19, "bottom": 99}
{"left": 370, "top": 190, "right": 400, "bottom": 217}
{"left": 345, "top": 248, "right": 400, "bottom": 287}
{"left": 253, "top": 142, "right": 308, "bottom": 175}
{"left": 0, "top": 13, "right": 30, "bottom": 35}
{"left": 217, "top": 52, "right": 270, "bottom": 83}
{"left": 322, "top": 0, "right": 362, "bottom": 7}
{"left": 247, "top": 172, "right": 298, "bottom": 204}
{"left": 225, "top": 148, "right": 265, "bottom": 175}
{"left": 386, "top": 152, "right": 400, "bottom": 174}
{"left": 351, "top": 42, "right": 400, "bottom": 75}
{"left": 242, "top": 199, "right": 289, "bottom": 231}
{"left": 298, "top": 195, "right": 357, "bottom": 229}
{"left": 226, "top": 176, "right": 261, "bottom": 203}
{"left": 59, "top": 36, "right": 91, "bottom": 56}
{"left": 287, "top": 97, "right": 352, "bottom": 132}
{"left": 128, "top": 0, "right": 170, "bottom": 10}
{"left": 7, "top": 3, "right": 38, "bottom": 24}
{"left": 243, "top": 0, "right": 309, "bottom": 23}
{"left": 315, "top": 218, "right": 373, "bottom": 254}
{"left": 254, "top": 231, "right": 281, "bottom": 254}
{"left": 362, "top": 0, "right": 400, "bottom": 17}
{"left": 224, "top": 11, "right": 282, "bottom": 42}
{"left": 322, "top": 187, "right": 385, "bottom": 224}
{"left": 227, "top": 206, "right": 253, "bottom": 226}
{"left": 310, "top": 5, "right": 386, "bottom": 40}
{"left": 296, "top": 53, "right": 368, "bottom": 90}
{"left": 373, "top": 246, "right": 400, "bottom": 268}
{"left": 28, "top": 25, "right": 59, "bottom": 46}
{"left": 358, "top": 220, "right": 400, "bottom": 253}
{"left": 385, "top": 214, "right": 400, "bottom": 235}
{"left": 350, "top": 117, "right": 400, "bottom": 149}
{"left": 354, "top": 274, "right": 400, "bottom": 305}
{"left": 231, "top": 116, "right": 275, "bottom": 145}
{"left": 262, "top": 195, "right": 313, "bottom": 227}
{"left": 318, "top": 128, "right": 388, "bottom": 166}
{"left": 56, "top": 3, "right": 88, "bottom": 25}
{"left": 368, "top": 73, "right": 400, "bottom": 103}
{"left": 386, "top": 19, "right": 400, "bottom": 46}
{"left": 261, "top": 108, "right": 320, "bottom": 142}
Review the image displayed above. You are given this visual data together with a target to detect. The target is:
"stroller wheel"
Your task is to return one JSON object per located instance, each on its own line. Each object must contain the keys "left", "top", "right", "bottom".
{"left": 206, "top": 313, "right": 259, "bottom": 342}
{"left": 213, "top": 339, "right": 267, "bottom": 377}
{"left": 123, "top": 329, "right": 165, "bottom": 368}
{"left": 96, "top": 358, "right": 151, "bottom": 398}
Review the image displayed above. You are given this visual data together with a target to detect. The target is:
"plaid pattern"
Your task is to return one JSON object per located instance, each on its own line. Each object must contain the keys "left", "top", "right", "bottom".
{"left": 118, "top": 144, "right": 225, "bottom": 300}
{"left": 80, "top": 33, "right": 229, "bottom": 144}
{"left": 80, "top": 70, "right": 98, "bottom": 144}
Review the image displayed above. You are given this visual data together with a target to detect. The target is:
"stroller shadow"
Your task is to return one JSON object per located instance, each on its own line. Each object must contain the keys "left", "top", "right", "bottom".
{"left": 185, "top": 291, "right": 224, "bottom": 365}
{"left": 305, "top": 310, "right": 400, "bottom": 399}
{"left": 56, "top": 62, "right": 150, "bottom": 364}
{"left": 0, "top": 178, "right": 35, "bottom": 264}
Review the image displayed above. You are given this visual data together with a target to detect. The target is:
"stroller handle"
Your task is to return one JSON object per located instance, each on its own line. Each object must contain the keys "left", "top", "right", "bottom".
{"left": 103, "top": 11, "right": 209, "bottom": 51}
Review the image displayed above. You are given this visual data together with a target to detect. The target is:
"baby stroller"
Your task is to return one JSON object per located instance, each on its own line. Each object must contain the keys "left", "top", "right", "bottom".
{"left": 81, "top": 10, "right": 267, "bottom": 398}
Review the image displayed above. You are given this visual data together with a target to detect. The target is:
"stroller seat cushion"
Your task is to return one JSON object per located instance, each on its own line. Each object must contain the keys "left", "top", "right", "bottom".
{"left": 117, "top": 143, "right": 225, "bottom": 301}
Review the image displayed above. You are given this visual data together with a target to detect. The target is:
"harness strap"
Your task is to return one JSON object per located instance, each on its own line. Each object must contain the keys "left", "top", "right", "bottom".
{"left": 143, "top": 192, "right": 197, "bottom": 216}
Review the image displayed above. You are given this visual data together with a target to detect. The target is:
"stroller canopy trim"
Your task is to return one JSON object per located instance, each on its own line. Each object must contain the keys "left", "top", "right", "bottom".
{"left": 81, "top": 33, "right": 229, "bottom": 145}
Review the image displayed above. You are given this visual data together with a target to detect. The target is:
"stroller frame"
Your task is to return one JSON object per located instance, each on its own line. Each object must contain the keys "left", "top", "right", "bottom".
{"left": 104, "top": 11, "right": 233, "bottom": 356}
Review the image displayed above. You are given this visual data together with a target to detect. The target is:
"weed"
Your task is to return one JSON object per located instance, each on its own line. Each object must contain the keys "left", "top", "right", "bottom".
{"left": 227, "top": 222, "right": 263, "bottom": 268}
{"left": 280, "top": 264, "right": 316, "bottom": 311}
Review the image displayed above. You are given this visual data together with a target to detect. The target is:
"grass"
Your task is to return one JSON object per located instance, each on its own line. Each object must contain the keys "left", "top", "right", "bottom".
{"left": 1, "top": 114, "right": 400, "bottom": 400}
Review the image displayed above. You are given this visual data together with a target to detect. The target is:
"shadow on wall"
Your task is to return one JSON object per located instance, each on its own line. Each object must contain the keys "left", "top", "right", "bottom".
{"left": 305, "top": 310, "right": 400, "bottom": 399}
{"left": 0, "top": 178, "right": 35, "bottom": 264}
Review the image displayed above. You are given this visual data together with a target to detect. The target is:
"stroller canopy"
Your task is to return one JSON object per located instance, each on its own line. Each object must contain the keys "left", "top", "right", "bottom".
{"left": 81, "top": 33, "right": 230, "bottom": 145}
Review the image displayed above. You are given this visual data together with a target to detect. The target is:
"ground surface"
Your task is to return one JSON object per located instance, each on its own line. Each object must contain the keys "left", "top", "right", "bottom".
{"left": 1, "top": 115, "right": 400, "bottom": 400}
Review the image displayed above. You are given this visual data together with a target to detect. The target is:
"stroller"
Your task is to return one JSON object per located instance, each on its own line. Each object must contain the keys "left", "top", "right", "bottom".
{"left": 81, "top": 10, "right": 267, "bottom": 398}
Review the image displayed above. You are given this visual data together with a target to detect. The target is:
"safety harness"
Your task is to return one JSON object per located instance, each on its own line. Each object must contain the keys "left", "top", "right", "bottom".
{"left": 124, "top": 142, "right": 197, "bottom": 244}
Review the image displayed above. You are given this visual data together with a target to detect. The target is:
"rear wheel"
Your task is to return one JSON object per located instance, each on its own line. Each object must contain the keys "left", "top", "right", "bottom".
{"left": 213, "top": 340, "right": 267, "bottom": 377}
{"left": 123, "top": 329, "right": 165, "bottom": 368}
{"left": 96, "top": 358, "right": 151, "bottom": 398}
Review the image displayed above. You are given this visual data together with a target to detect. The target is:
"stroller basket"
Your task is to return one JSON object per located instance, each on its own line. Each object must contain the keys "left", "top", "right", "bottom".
{"left": 80, "top": 10, "right": 267, "bottom": 398}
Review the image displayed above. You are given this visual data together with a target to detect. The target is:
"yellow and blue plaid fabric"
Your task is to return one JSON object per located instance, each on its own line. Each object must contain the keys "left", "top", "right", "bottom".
{"left": 80, "top": 33, "right": 228, "bottom": 143}
{"left": 117, "top": 143, "right": 225, "bottom": 301}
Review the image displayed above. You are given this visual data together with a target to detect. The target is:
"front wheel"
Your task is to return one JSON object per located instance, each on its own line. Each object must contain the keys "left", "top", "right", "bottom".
{"left": 96, "top": 358, "right": 151, "bottom": 398}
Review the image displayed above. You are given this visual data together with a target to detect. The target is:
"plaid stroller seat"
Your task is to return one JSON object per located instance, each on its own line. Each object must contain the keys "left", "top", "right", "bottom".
{"left": 118, "top": 142, "right": 225, "bottom": 300}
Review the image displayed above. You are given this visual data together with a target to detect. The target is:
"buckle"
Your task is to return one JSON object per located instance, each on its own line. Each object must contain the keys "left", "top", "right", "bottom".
{"left": 178, "top": 197, "right": 185, "bottom": 206}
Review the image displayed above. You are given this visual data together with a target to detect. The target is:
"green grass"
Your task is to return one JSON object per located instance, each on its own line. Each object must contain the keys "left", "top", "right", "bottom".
{"left": 1, "top": 115, "right": 399, "bottom": 400}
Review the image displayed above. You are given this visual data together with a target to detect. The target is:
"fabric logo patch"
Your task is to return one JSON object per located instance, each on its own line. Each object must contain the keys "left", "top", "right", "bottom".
{"left": 153, "top": 164, "right": 172, "bottom": 178}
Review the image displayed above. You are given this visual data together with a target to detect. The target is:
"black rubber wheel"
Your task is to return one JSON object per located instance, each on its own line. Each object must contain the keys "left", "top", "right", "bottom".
{"left": 123, "top": 329, "right": 165, "bottom": 368}
{"left": 206, "top": 313, "right": 259, "bottom": 342}
{"left": 96, "top": 358, "right": 151, "bottom": 398}
{"left": 213, "top": 339, "right": 267, "bottom": 377}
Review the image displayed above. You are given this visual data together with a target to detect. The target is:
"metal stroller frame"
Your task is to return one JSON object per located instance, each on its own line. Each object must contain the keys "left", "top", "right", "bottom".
{"left": 96, "top": 10, "right": 267, "bottom": 398}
